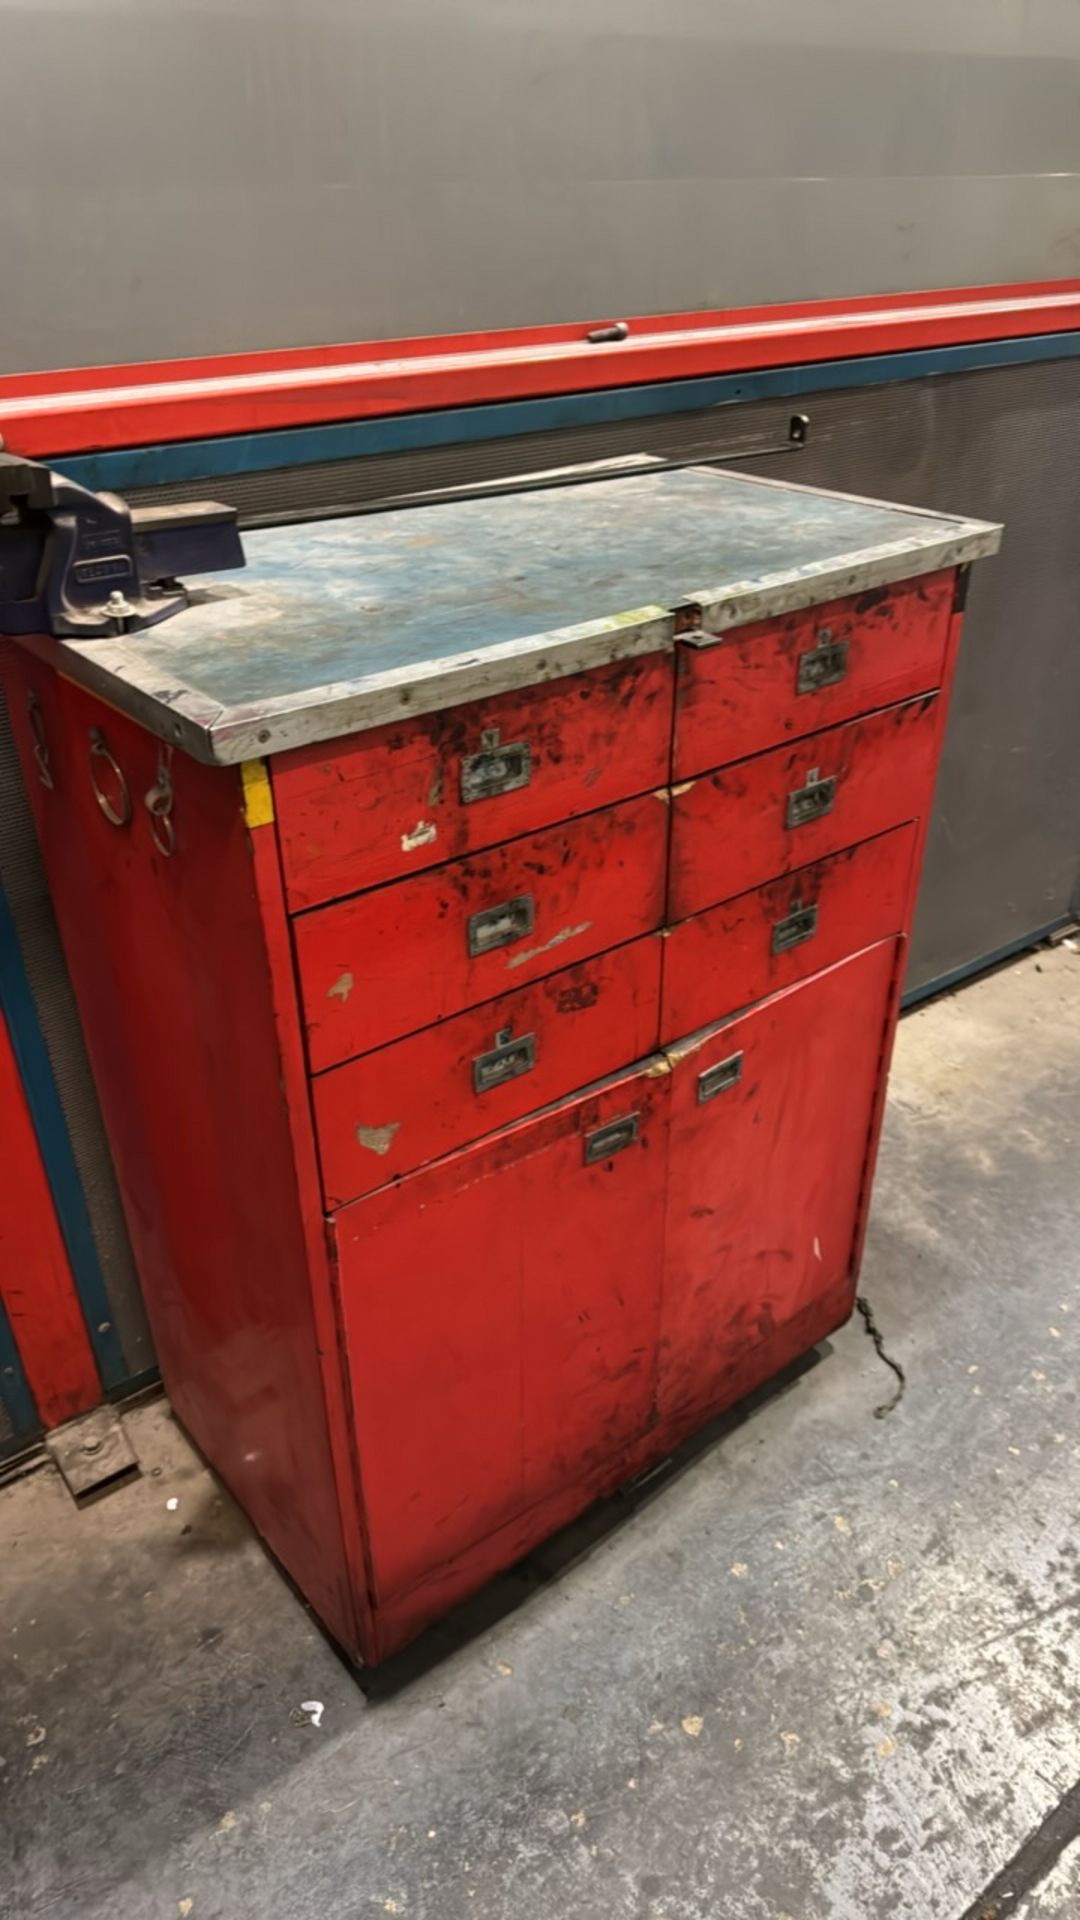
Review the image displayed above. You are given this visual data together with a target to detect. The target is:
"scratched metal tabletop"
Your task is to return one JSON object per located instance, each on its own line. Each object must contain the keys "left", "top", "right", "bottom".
{"left": 20, "top": 467, "right": 1000, "bottom": 763}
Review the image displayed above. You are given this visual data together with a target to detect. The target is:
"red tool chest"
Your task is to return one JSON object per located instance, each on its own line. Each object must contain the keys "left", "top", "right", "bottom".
{"left": 3, "top": 467, "right": 999, "bottom": 1662}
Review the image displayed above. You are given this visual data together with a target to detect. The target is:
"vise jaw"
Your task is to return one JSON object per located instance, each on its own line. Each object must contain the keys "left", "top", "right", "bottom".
{"left": 0, "top": 451, "right": 244, "bottom": 638}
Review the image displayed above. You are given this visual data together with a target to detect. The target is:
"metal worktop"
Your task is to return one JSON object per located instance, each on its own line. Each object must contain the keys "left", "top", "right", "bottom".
{"left": 12, "top": 468, "right": 1000, "bottom": 764}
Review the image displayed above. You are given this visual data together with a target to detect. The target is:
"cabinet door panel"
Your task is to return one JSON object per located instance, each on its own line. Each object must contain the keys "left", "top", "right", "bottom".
{"left": 660, "top": 941, "right": 899, "bottom": 1424}
{"left": 334, "top": 1061, "right": 670, "bottom": 1603}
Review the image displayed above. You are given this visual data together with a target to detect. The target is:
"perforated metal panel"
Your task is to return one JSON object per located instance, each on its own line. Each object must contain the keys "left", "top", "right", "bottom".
{"left": 123, "top": 356, "right": 1080, "bottom": 993}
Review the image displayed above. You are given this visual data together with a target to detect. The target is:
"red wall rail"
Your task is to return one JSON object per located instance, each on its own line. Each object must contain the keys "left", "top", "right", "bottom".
{"left": 2, "top": 281, "right": 1080, "bottom": 458}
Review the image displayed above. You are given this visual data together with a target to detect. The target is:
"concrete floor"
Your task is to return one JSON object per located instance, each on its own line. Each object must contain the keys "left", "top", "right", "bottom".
{"left": 3, "top": 946, "right": 1080, "bottom": 1920}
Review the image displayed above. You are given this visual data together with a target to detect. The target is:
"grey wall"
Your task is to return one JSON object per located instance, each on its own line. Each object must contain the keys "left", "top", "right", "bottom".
{"left": 3, "top": 0, "right": 1080, "bottom": 373}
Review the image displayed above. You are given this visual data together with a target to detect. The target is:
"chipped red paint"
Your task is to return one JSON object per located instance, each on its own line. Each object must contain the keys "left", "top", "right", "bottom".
{"left": 365, "top": 1269, "right": 856, "bottom": 1659}
{"left": 659, "top": 941, "right": 900, "bottom": 1424}
{"left": 668, "top": 692, "right": 943, "bottom": 922}
{"left": 674, "top": 572, "right": 954, "bottom": 778}
{"left": 2, "top": 281, "right": 1079, "bottom": 456}
{"left": 661, "top": 825, "right": 917, "bottom": 1042}
{"left": 313, "top": 936, "right": 663, "bottom": 1206}
{"left": 293, "top": 793, "right": 669, "bottom": 1070}
{"left": 0, "top": 1008, "right": 99, "bottom": 1429}
{"left": 272, "top": 653, "right": 673, "bottom": 913}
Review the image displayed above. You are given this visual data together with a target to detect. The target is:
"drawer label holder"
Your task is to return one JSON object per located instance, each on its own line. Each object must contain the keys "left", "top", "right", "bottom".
{"left": 797, "top": 631, "right": 849, "bottom": 694}
{"left": 771, "top": 900, "right": 819, "bottom": 955}
{"left": 467, "top": 893, "right": 536, "bottom": 957}
{"left": 786, "top": 768, "right": 838, "bottom": 830}
{"left": 473, "top": 1027, "right": 537, "bottom": 1094}
{"left": 460, "top": 730, "right": 533, "bottom": 804}
{"left": 584, "top": 1112, "right": 641, "bottom": 1164}
{"left": 697, "top": 1052, "right": 744, "bottom": 1104}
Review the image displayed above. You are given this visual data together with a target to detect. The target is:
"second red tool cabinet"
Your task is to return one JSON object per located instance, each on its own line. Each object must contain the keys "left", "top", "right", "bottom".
{"left": 3, "top": 467, "right": 1000, "bottom": 1662}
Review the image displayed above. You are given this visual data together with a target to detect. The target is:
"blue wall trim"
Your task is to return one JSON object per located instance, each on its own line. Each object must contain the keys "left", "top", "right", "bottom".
{"left": 0, "top": 1293, "right": 40, "bottom": 1448}
{"left": 0, "top": 886, "right": 126, "bottom": 1390}
{"left": 902, "top": 918, "right": 1069, "bottom": 1011}
{"left": 57, "top": 329, "right": 1080, "bottom": 495}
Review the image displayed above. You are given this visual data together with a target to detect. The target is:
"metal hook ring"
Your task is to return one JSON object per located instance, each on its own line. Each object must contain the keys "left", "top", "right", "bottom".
{"left": 149, "top": 809, "right": 176, "bottom": 858}
{"left": 143, "top": 750, "right": 175, "bottom": 857}
{"left": 88, "top": 728, "right": 131, "bottom": 827}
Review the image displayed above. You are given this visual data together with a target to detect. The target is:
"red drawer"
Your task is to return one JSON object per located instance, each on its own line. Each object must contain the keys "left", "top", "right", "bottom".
{"left": 333, "top": 1058, "right": 670, "bottom": 1602}
{"left": 294, "top": 791, "right": 669, "bottom": 1069}
{"left": 669, "top": 693, "right": 940, "bottom": 923}
{"left": 662, "top": 824, "right": 917, "bottom": 1041}
{"left": 272, "top": 653, "right": 674, "bottom": 912}
{"left": 674, "top": 571, "right": 953, "bottom": 779}
{"left": 314, "top": 936, "right": 662, "bottom": 1206}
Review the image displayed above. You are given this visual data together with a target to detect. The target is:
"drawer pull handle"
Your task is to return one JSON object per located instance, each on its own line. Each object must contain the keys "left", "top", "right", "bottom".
{"left": 460, "top": 730, "right": 532, "bottom": 804}
{"left": 467, "top": 893, "right": 536, "bottom": 957}
{"left": 786, "top": 768, "right": 837, "bottom": 830}
{"left": 797, "top": 631, "right": 849, "bottom": 694}
{"left": 697, "top": 1052, "right": 743, "bottom": 1104}
{"left": 772, "top": 901, "right": 819, "bottom": 954}
{"left": 473, "top": 1027, "right": 537, "bottom": 1094}
{"left": 584, "top": 1112, "right": 640, "bottom": 1164}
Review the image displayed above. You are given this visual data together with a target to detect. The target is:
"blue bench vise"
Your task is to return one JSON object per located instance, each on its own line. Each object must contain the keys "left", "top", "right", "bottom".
{"left": 0, "top": 451, "right": 245, "bottom": 638}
